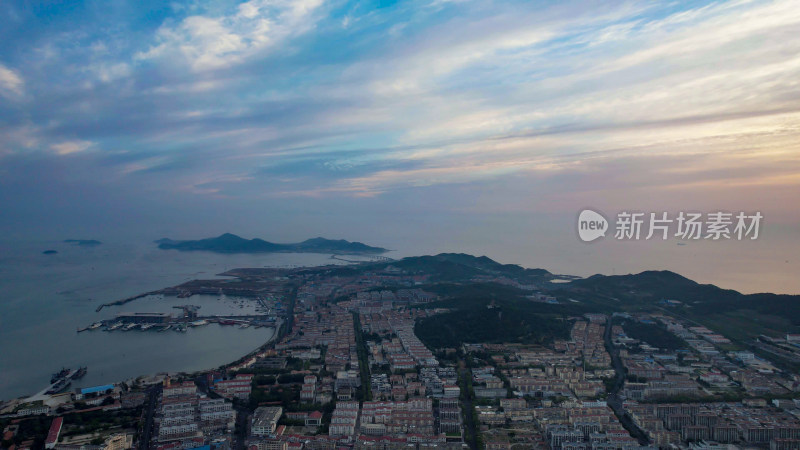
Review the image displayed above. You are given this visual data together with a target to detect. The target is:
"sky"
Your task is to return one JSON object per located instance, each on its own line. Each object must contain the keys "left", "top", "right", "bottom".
{"left": 1, "top": 0, "right": 799, "bottom": 293}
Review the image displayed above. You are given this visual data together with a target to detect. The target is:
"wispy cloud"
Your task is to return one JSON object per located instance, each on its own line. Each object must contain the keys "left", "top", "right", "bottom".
{"left": 0, "top": 64, "right": 23, "bottom": 97}
{"left": 136, "top": 0, "right": 324, "bottom": 71}
{"left": 50, "top": 140, "right": 94, "bottom": 155}
{"left": 0, "top": 0, "right": 799, "bottom": 211}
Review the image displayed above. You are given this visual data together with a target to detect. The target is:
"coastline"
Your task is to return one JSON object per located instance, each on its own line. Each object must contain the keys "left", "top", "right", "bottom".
{"left": 3, "top": 324, "right": 278, "bottom": 405}
{"left": 0, "top": 245, "right": 340, "bottom": 402}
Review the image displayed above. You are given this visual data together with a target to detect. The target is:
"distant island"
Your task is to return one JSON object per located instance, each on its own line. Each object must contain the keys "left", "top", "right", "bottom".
{"left": 42, "top": 250, "right": 58, "bottom": 255}
{"left": 155, "top": 233, "right": 388, "bottom": 255}
{"left": 64, "top": 239, "right": 102, "bottom": 246}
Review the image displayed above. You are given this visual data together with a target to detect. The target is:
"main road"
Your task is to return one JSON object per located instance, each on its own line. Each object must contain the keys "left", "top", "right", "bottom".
{"left": 603, "top": 319, "right": 650, "bottom": 446}
{"left": 459, "top": 367, "right": 479, "bottom": 450}
{"left": 139, "top": 384, "right": 161, "bottom": 450}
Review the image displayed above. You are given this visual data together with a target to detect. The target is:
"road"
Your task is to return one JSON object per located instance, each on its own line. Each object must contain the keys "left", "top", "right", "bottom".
{"left": 459, "top": 367, "right": 479, "bottom": 450}
{"left": 139, "top": 385, "right": 161, "bottom": 450}
{"left": 603, "top": 319, "right": 650, "bottom": 446}
{"left": 232, "top": 404, "right": 250, "bottom": 450}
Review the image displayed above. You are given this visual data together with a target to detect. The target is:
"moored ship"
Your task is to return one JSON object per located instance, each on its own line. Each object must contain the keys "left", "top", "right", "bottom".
{"left": 46, "top": 378, "right": 71, "bottom": 395}
{"left": 50, "top": 368, "right": 71, "bottom": 384}
{"left": 71, "top": 366, "right": 87, "bottom": 380}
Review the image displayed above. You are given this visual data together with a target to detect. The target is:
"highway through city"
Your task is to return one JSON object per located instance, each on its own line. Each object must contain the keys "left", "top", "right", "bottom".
{"left": 459, "top": 367, "right": 479, "bottom": 450}
{"left": 603, "top": 319, "right": 651, "bottom": 446}
{"left": 139, "top": 385, "right": 161, "bottom": 450}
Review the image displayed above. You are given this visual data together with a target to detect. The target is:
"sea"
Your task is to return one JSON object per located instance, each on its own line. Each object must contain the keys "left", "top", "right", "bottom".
{"left": 0, "top": 240, "right": 350, "bottom": 401}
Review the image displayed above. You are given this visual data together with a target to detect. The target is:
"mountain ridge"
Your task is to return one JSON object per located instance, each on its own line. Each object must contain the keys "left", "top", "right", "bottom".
{"left": 154, "top": 233, "right": 387, "bottom": 255}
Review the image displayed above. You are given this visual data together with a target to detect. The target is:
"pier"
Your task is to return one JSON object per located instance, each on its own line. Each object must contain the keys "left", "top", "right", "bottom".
{"left": 331, "top": 254, "right": 394, "bottom": 263}
{"left": 78, "top": 313, "right": 279, "bottom": 334}
{"left": 95, "top": 292, "right": 155, "bottom": 312}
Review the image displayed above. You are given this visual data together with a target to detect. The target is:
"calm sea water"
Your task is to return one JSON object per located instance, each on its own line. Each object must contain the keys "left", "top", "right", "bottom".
{"left": 0, "top": 240, "right": 344, "bottom": 400}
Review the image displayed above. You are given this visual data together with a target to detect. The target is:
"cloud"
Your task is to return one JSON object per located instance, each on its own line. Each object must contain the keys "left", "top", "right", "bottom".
{"left": 0, "top": 64, "right": 23, "bottom": 97}
{"left": 136, "top": 0, "right": 324, "bottom": 71}
{"left": 94, "top": 62, "right": 131, "bottom": 83}
{"left": 50, "top": 140, "right": 94, "bottom": 155}
{"left": 2, "top": 0, "right": 800, "bottom": 206}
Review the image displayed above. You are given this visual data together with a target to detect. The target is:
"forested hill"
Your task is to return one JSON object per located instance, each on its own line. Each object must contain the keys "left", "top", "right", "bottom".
{"left": 563, "top": 270, "right": 800, "bottom": 321}
{"left": 359, "top": 253, "right": 554, "bottom": 283}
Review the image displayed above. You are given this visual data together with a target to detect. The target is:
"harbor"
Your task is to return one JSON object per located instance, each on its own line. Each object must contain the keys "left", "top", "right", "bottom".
{"left": 80, "top": 285, "right": 288, "bottom": 335}
{"left": 80, "top": 279, "right": 290, "bottom": 337}
{"left": 77, "top": 309, "right": 281, "bottom": 334}
{"left": 23, "top": 366, "right": 89, "bottom": 402}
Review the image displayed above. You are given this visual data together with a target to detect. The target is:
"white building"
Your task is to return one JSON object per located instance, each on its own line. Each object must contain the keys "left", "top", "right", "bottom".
{"left": 252, "top": 407, "right": 283, "bottom": 436}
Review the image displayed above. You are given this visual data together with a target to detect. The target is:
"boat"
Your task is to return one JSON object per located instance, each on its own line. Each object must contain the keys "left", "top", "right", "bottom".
{"left": 239, "top": 323, "right": 250, "bottom": 329}
{"left": 123, "top": 323, "right": 138, "bottom": 331}
{"left": 190, "top": 319, "right": 208, "bottom": 327}
{"left": 51, "top": 368, "right": 70, "bottom": 383}
{"left": 89, "top": 322, "right": 103, "bottom": 330}
{"left": 175, "top": 324, "right": 187, "bottom": 332}
{"left": 107, "top": 322, "right": 123, "bottom": 331}
{"left": 46, "top": 378, "right": 71, "bottom": 395}
{"left": 71, "top": 367, "right": 87, "bottom": 380}
{"left": 158, "top": 325, "right": 171, "bottom": 332}
{"left": 140, "top": 324, "right": 154, "bottom": 331}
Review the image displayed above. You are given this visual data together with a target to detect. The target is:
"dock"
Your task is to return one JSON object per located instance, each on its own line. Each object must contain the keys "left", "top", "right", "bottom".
{"left": 95, "top": 292, "right": 154, "bottom": 312}
{"left": 77, "top": 313, "right": 278, "bottom": 334}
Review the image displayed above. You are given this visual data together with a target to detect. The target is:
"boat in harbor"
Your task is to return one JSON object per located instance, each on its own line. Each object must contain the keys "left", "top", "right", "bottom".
{"left": 238, "top": 323, "right": 250, "bottom": 329}
{"left": 46, "top": 378, "right": 71, "bottom": 395}
{"left": 158, "top": 325, "right": 171, "bottom": 332}
{"left": 88, "top": 322, "right": 103, "bottom": 330}
{"left": 50, "top": 368, "right": 71, "bottom": 384}
{"left": 190, "top": 319, "right": 208, "bottom": 326}
{"left": 123, "top": 323, "right": 138, "bottom": 331}
{"left": 71, "top": 366, "right": 87, "bottom": 380}
{"left": 174, "top": 324, "right": 187, "bottom": 332}
{"left": 106, "top": 322, "right": 123, "bottom": 331}
{"left": 140, "top": 324, "right": 154, "bottom": 331}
